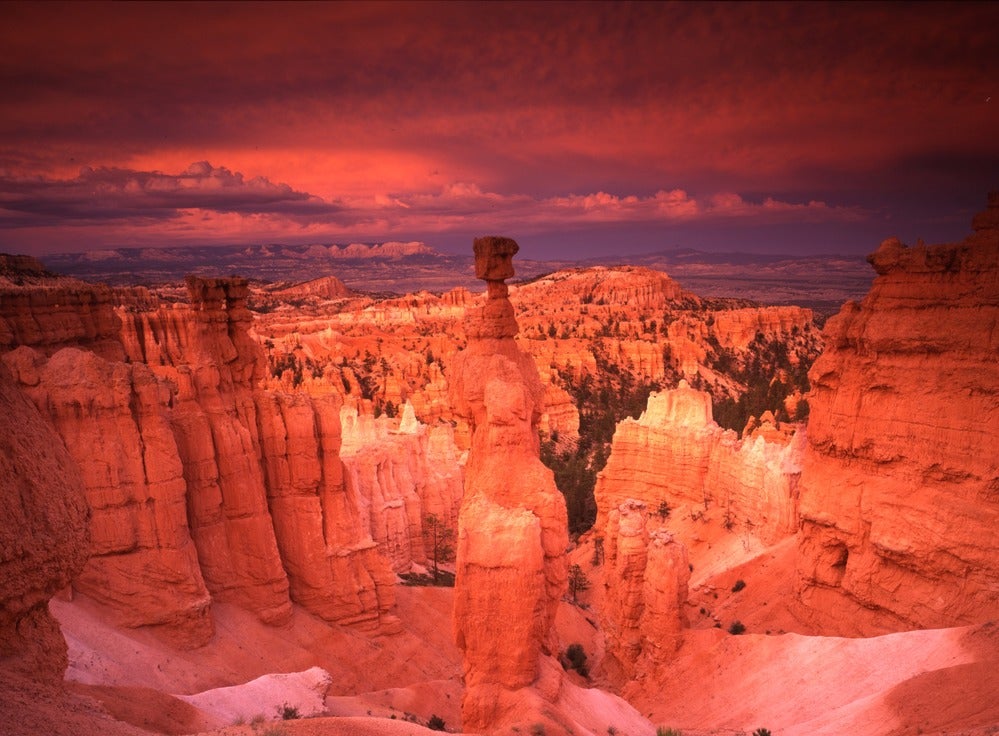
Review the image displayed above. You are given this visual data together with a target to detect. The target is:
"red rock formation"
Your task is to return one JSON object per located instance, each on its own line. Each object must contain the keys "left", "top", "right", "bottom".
{"left": 270, "top": 275, "right": 352, "bottom": 300}
{"left": 450, "top": 237, "right": 569, "bottom": 732}
{"left": 3, "top": 346, "right": 213, "bottom": 647}
{"left": 513, "top": 265, "right": 683, "bottom": 309}
{"left": 339, "top": 403, "right": 464, "bottom": 574}
{"left": 149, "top": 278, "right": 291, "bottom": 626}
{"left": 255, "top": 392, "right": 398, "bottom": 630}
{"left": 0, "top": 361, "right": 89, "bottom": 679}
{"left": 595, "top": 382, "right": 803, "bottom": 546}
{"left": 602, "top": 500, "right": 689, "bottom": 679}
{"left": 2, "top": 274, "right": 408, "bottom": 641}
{"left": 796, "top": 195, "right": 999, "bottom": 633}
{"left": 0, "top": 281, "right": 124, "bottom": 360}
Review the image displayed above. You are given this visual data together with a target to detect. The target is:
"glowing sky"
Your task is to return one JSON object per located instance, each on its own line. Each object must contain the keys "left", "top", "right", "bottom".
{"left": 1, "top": 1, "right": 996, "bottom": 258}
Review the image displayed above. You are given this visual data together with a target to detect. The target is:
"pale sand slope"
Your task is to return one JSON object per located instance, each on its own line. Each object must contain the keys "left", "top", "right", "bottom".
{"left": 37, "top": 569, "right": 999, "bottom": 736}
{"left": 54, "top": 586, "right": 461, "bottom": 696}
{"left": 630, "top": 622, "right": 999, "bottom": 736}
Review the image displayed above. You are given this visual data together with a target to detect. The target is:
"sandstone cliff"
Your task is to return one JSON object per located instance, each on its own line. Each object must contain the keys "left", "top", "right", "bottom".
{"left": 594, "top": 382, "right": 803, "bottom": 546}
{"left": 1, "top": 274, "right": 409, "bottom": 643}
{"left": 601, "top": 500, "right": 689, "bottom": 680}
{"left": 0, "top": 361, "right": 89, "bottom": 679}
{"left": 4, "top": 345, "right": 215, "bottom": 647}
{"left": 450, "top": 237, "right": 570, "bottom": 732}
{"left": 340, "top": 401, "right": 464, "bottom": 574}
{"left": 795, "top": 194, "right": 999, "bottom": 633}
{"left": 592, "top": 382, "right": 800, "bottom": 673}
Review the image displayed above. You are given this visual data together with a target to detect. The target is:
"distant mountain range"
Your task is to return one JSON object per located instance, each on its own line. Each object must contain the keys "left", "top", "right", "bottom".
{"left": 39, "top": 241, "right": 873, "bottom": 314}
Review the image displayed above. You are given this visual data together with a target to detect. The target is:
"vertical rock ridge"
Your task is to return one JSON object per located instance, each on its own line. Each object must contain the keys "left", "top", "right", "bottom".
{"left": 795, "top": 195, "right": 999, "bottom": 633}
{"left": 450, "top": 237, "right": 569, "bottom": 732}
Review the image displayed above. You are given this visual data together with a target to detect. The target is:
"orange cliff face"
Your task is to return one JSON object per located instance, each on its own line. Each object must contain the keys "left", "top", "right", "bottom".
{"left": 795, "top": 195, "right": 999, "bottom": 634}
{"left": 0, "top": 361, "right": 89, "bottom": 681}
{"left": 594, "top": 383, "right": 803, "bottom": 548}
{"left": 592, "top": 382, "right": 801, "bottom": 675}
{"left": 0, "top": 274, "right": 410, "bottom": 645}
{"left": 339, "top": 402, "right": 464, "bottom": 575}
{"left": 449, "top": 237, "right": 570, "bottom": 733}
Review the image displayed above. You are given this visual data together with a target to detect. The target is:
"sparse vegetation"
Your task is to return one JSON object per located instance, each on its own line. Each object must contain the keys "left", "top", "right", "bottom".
{"left": 657, "top": 728, "right": 683, "bottom": 736}
{"left": 591, "top": 536, "right": 604, "bottom": 566}
{"left": 753, "top": 729, "right": 772, "bottom": 736}
{"left": 531, "top": 723, "right": 546, "bottom": 736}
{"left": 428, "top": 714, "right": 447, "bottom": 731}
{"left": 422, "top": 514, "right": 455, "bottom": 583}
{"left": 563, "top": 643, "right": 589, "bottom": 678}
{"left": 728, "top": 620, "right": 746, "bottom": 635}
{"left": 568, "top": 564, "right": 591, "bottom": 603}
{"left": 544, "top": 341, "right": 669, "bottom": 533}
{"left": 731, "top": 579, "right": 746, "bottom": 592}
{"left": 277, "top": 703, "right": 300, "bottom": 720}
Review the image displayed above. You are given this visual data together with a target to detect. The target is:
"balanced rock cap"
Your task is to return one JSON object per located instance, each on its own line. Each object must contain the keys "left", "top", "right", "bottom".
{"left": 473, "top": 236, "right": 519, "bottom": 281}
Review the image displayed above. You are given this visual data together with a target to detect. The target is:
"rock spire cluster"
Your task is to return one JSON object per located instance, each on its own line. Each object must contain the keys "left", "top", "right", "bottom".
{"left": 450, "top": 237, "right": 569, "bottom": 732}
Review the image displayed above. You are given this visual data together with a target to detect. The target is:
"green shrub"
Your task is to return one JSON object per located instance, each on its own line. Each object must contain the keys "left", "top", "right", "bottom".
{"left": 731, "top": 579, "right": 746, "bottom": 592}
{"left": 657, "top": 728, "right": 683, "bottom": 736}
{"left": 277, "top": 703, "right": 299, "bottom": 720}
{"left": 728, "top": 620, "right": 746, "bottom": 635}
{"left": 753, "top": 729, "right": 772, "bottom": 736}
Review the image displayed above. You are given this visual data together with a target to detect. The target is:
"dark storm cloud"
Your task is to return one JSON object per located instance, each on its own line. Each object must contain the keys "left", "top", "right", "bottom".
{"left": 0, "top": 162, "right": 344, "bottom": 226}
{"left": 1, "top": 1, "right": 997, "bottom": 255}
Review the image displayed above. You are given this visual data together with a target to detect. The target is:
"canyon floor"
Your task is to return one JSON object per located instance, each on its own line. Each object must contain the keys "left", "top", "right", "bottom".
{"left": 7, "top": 521, "right": 996, "bottom": 736}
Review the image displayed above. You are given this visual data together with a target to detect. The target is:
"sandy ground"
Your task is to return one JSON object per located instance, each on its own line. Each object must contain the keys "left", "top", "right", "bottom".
{"left": 4, "top": 532, "right": 996, "bottom": 736}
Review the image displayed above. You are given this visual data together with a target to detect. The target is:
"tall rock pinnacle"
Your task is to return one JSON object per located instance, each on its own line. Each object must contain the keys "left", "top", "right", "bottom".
{"left": 450, "top": 237, "right": 569, "bottom": 732}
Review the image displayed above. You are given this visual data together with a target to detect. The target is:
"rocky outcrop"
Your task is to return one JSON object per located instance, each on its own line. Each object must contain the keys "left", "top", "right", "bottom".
{"left": 594, "top": 382, "right": 803, "bottom": 546}
{"left": 270, "top": 275, "right": 351, "bottom": 300}
{"left": 255, "top": 392, "right": 398, "bottom": 630}
{"left": 709, "top": 306, "right": 815, "bottom": 351}
{"left": 450, "top": 237, "right": 569, "bottom": 732}
{"left": 0, "top": 362, "right": 89, "bottom": 679}
{"left": 602, "top": 500, "right": 689, "bottom": 680}
{"left": 3, "top": 346, "right": 214, "bottom": 647}
{"left": 2, "top": 274, "right": 409, "bottom": 643}
{"left": 513, "top": 266, "right": 683, "bottom": 310}
{"left": 340, "top": 403, "right": 464, "bottom": 574}
{"left": 795, "top": 195, "right": 999, "bottom": 633}
{"left": 162, "top": 278, "right": 291, "bottom": 626}
{"left": 592, "top": 383, "right": 800, "bottom": 674}
{"left": 0, "top": 281, "right": 124, "bottom": 360}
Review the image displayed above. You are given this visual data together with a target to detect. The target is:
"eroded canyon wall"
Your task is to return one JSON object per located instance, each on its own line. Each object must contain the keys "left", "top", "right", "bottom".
{"left": 0, "top": 273, "right": 434, "bottom": 643}
{"left": 795, "top": 195, "right": 999, "bottom": 633}
{"left": 340, "top": 402, "right": 463, "bottom": 574}
{"left": 0, "top": 361, "right": 89, "bottom": 679}
{"left": 593, "top": 382, "right": 800, "bottom": 673}
{"left": 594, "top": 382, "right": 803, "bottom": 546}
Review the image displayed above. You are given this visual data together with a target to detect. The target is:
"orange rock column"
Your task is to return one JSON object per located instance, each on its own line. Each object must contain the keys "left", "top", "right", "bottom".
{"left": 450, "top": 237, "right": 569, "bottom": 732}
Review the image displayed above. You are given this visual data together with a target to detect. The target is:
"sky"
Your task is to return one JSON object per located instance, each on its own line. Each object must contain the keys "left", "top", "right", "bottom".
{"left": 1, "top": 1, "right": 997, "bottom": 260}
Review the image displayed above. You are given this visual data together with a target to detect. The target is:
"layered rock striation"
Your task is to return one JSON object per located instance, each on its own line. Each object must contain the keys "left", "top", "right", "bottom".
{"left": 601, "top": 500, "right": 689, "bottom": 680}
{"left": 1, "top": 274, "right": 414, "bottom": 644}
{"left": 795, "top": 195, "right": 999, "bottom": 633}
{"left": 339, "top": 401, "right": 464, "bottom": 574}
{"left": 450, "top": 237, "right": 569, "bottom": 732}
{"left": 592, "top": 382, "right": 799, "bottom": 673}
{"left": 594, "top": 382, "right": 803, "bottom": 547}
